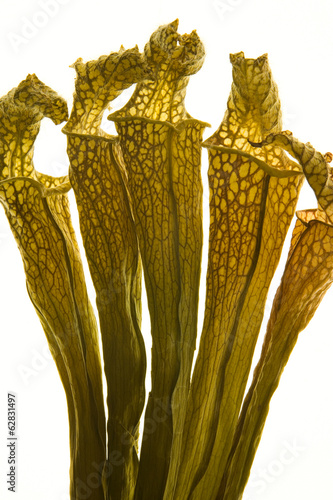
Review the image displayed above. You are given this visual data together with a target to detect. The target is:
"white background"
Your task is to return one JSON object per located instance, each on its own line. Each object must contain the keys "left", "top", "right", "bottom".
{"left": 1, "top": 0, "right": 333, "bottom": 498}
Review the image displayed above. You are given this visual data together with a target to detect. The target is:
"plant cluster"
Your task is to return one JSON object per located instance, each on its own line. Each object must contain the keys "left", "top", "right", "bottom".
{"left": 1, "top": 20, "right": 333, "bottom": 500}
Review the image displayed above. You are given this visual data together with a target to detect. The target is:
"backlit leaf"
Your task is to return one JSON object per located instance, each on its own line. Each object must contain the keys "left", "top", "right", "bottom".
{"left": 173, "top": 52, "right": 303, "bottom": 500}
{"left": 63, "top": 47, "right": 150, "bottom": 500}
{"left": 0, "top": 75, "right": 106, "bottom": 500}
{"left": 218, "top": 132, "right": 333, "bottom": 500}
{"left": 109, "top": 20, "right": 208, "bottom": 500}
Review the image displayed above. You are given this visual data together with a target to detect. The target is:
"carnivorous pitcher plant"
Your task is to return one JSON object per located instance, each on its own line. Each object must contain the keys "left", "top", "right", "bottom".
{"left": 1, "top": 20, "right": 332, "bottom": 500}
